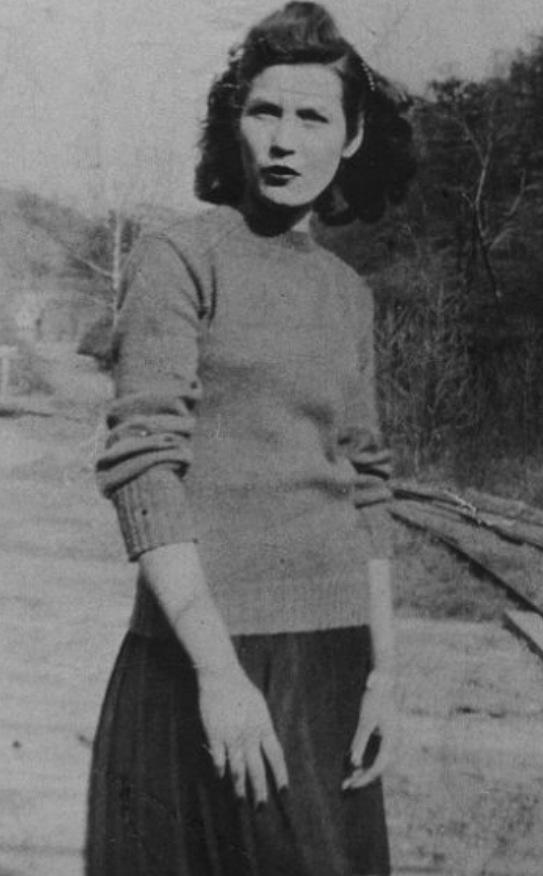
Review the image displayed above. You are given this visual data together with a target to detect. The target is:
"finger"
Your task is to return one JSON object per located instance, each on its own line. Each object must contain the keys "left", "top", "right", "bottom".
{"left": 227, "top": 746, "right": 247, "bottom": 799}
{"left": 261, "top": 730, "right": 289, "bottom": 791}
{"left": 342, "top": 739, "right": 391, "bottom": 791}
{"left": 208, "top": 739, "right": 227, "bottom": 778}
{"left": 245, "top": 743, "right": 268, "bottom": 806}
{"left": 349, "top": 721, "right": 373, "bottom": 768}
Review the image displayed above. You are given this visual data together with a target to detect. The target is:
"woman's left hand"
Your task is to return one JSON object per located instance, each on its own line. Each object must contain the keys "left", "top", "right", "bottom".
{"left": 342, "top": 670, "right": 397, "bottom": 791}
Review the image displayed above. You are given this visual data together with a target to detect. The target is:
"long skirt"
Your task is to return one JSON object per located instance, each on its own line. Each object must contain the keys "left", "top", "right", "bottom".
{"left": 85, "top": 626, "right": 391, "bottom": 876}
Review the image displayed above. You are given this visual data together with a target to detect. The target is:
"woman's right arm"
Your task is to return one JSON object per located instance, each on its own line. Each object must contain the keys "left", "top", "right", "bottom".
{"left": 140, "top": 541, "right": 288, "bottom": 805}
{"left": 97, "top": 234, "right": 287, "bottom": 805}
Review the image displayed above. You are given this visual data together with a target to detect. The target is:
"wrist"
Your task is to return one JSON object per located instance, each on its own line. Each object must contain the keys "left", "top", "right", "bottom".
{"left": 195, "top": 657, "right": 244, "bottom": 684}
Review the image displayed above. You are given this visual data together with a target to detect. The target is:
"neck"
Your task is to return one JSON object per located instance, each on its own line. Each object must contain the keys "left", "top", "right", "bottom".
{"left": 240, "top": 192, "right": 313, "bottom": 236}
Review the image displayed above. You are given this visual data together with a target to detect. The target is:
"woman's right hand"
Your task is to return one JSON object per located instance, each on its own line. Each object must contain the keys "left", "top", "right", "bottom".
{"left": 138, "top": 544, "right": 287, "bottom": 804}
{"left": 198, "top": 666, "right": 288, "bottom": 806}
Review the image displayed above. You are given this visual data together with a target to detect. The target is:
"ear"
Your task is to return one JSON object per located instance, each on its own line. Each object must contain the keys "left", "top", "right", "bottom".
{"left": 342, "top": 116, "right": 364, "bottom": 160}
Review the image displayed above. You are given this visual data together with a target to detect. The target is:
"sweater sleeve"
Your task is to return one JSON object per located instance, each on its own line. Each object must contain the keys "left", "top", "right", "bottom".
{"left": 338, "top": 280, "right": 393, "bottom": 559}
{"left": 95, "top": 233, "right": 209, "bottom": 560}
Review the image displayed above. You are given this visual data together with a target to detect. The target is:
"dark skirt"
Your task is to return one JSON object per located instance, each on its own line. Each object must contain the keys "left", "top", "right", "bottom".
{"left": 85, "top": 626, "right": 390, "bottom": 876}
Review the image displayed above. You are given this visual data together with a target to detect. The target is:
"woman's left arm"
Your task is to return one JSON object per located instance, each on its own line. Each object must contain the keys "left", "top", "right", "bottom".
{"left": 342, "top": 558, "right": 397, "bottom": 790}
{"left": 339, "top": 278, "right": 397, "bottom": 789}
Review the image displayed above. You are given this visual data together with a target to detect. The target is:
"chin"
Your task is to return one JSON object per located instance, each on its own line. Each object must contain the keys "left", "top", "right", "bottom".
{"left": 259, "top": 186, "right": 319, "bottom": 212}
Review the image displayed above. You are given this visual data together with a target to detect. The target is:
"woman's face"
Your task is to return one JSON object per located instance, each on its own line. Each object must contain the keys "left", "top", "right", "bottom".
{"left": 239, "top": 63, "right": 362, "bottom": 212}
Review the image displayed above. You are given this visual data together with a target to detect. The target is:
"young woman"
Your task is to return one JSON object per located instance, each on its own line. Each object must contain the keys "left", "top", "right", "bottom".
{"left": 86, "top": 3, "right": 415, "bottom": 874}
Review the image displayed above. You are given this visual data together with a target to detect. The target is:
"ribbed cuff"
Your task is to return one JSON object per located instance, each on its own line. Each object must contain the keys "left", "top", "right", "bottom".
{"left": 111, "top": 466, "right": 195, "bottom": 560}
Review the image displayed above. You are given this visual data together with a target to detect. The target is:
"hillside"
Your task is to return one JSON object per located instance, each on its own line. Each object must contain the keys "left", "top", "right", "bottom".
{"left": 0, "top": 187, "right": 110, "bottom": 350}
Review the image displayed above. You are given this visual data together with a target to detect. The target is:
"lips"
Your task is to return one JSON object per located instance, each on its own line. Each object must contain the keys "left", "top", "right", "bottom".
{"left": 262, "top": 165, "right": 300, "bottom": 182}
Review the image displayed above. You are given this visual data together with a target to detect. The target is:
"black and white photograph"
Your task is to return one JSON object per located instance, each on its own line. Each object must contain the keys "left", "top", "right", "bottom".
{"left": 1, "top": 2, "right": 543, "bottom": 874}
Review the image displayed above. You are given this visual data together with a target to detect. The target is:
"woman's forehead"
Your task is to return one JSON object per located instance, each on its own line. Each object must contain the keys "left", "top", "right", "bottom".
{"left": 247, "top": 63, "right": 343, "bottom": 106}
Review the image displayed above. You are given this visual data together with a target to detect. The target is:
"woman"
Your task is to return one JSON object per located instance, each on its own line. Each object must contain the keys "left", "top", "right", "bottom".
{"left": 87, "top": 3, "right": 415, "bottom": 874}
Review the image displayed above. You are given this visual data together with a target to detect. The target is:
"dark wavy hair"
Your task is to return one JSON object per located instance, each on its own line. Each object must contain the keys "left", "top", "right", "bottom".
{"left": 195, "top": 2, "right": 416, "bottom": 223}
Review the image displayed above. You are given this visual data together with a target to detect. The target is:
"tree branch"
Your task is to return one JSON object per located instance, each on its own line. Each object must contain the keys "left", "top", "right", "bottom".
{"left": 488, "top": 171, "right": 527, "bottom": 253}
{"left": 67, "top": 251, "right": 113, "bottom": 281}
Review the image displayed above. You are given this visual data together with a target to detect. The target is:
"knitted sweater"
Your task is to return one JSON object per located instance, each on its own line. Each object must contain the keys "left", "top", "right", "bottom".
{"left": 96, "top": 205, "right": 392, "bottom": 636}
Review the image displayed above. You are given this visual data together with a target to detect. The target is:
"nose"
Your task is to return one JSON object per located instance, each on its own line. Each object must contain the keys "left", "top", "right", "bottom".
{"left": 269, "top": 117, "right": 296, "bottom": 156}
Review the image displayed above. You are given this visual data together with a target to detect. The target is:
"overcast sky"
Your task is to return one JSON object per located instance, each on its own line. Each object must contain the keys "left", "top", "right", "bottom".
{"left": 2, "top": 0, "right": 543, "bottom": 215}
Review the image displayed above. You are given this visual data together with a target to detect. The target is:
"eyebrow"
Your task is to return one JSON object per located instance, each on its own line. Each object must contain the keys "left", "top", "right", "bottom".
{"left": 245, "top": 92, "right": 334, "bottom": 114}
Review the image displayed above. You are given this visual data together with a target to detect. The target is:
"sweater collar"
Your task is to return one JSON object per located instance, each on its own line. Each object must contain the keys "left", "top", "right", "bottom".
{"left": 233, "top": 204, "right": 317, "bottom": 252}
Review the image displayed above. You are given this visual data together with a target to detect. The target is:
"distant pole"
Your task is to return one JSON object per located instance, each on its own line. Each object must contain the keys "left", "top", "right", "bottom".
{"left": 110, "top": 209, "right": 124, "bottom": 302}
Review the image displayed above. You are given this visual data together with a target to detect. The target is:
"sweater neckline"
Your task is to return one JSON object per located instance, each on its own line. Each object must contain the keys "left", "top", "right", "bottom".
{"left": 228, "top": 205, "right": 317, "bottom": 252}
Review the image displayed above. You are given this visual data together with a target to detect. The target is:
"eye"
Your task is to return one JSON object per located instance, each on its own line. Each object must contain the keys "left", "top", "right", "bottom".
{"left": 245, "top": 101, "right": 281, "bottom": 118}
{"left": 298, "top": 108, "right": 329, "bottom": 124}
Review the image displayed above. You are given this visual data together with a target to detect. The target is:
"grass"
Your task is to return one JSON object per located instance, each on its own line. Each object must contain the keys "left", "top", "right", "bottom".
{"left": 393, "top": 520, "right": 520, "bottom": 621}
{"left": 389, "top": 437, "right": 543, "bottom": 621}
